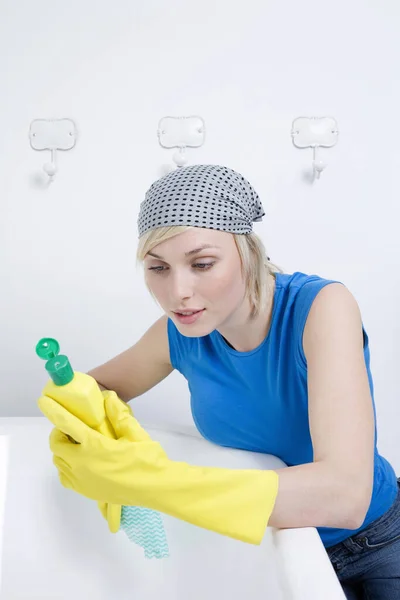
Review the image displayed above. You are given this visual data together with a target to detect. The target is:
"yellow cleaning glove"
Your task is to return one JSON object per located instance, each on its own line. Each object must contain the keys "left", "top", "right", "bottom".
{"left": 38, "top": 393, "right": 279, "bottom": 545}
{"left": 41, "top": 373, "right": 123, "bottom": 533}
{"left": 96, "top": 391, "right": 153, "bottom": 530}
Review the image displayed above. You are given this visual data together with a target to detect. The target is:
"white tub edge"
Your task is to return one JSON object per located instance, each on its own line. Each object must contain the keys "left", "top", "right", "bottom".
{"left": 272, "top": 526, "right": 346, "bottom": 599}
{"left": 0, "top": 435, "right": 9, "bottom": 595}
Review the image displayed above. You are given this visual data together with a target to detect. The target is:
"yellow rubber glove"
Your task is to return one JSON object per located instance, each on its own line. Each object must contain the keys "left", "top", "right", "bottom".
{"left": 96, "top": 391, "right": 152, "bottom": 530}
{"left": 97, "top": 390, "right": 121, "bottom": 533}
{"left": 38, "top": 393, "right": 279, "bottom": 545}
{"left": 41, "top": 375, "right": 122, "bottom": 533}
{"left": 95, "top": 392, "right": 122, "bottom": 532}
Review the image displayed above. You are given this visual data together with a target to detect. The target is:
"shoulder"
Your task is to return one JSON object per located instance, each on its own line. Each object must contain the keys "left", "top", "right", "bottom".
{"left": 276, "top": 272, "right": 364, "bottom": 365}
{"left": 139, "top": 313, "right": 172, "bottom": 366}
{"left": 306, "top": 282, "right": 361, "bottom": 330}
{"left": 278, "top": 271, "right": 357, "bottom": 311}
{"left": 303, "top": 282, "right": 364, "bottom": 357}
{"left": 276, "top": 271, "right": 340, "bottom": 298}
{"left": 277, "top": 271, "right": 346, "bottom": 323}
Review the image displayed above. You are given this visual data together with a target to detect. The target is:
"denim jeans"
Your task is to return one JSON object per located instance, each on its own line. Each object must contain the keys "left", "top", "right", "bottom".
{"left": 326, "top": 478, "right": 400, "bottom": 599}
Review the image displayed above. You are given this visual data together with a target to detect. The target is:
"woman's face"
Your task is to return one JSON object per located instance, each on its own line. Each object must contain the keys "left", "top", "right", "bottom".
{"left": 144, "top": 228, "right": 248, "bottom": 336}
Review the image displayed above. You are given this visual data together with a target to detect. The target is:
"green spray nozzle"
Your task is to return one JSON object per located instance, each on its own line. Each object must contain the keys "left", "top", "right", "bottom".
{"left": 35, "top": 338, "right": 74, "bottom": 386}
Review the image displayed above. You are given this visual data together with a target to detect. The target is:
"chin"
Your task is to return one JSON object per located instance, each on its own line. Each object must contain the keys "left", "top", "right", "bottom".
{"left": 173, "top": 318, "right": 215, "bottom": 338}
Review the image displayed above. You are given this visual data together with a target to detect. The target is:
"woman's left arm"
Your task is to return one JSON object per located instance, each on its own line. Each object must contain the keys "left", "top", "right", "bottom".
{"left": 269, "top": 283, "right": 375, "bottom": 531}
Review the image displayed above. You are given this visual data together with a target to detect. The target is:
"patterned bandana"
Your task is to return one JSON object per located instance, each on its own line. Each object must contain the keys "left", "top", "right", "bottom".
{"left": 138, "top": 164, "right": 265, "bottom": 237}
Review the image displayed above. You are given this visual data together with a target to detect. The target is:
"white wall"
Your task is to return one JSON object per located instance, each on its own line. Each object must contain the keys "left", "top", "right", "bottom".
{"left": 1, "top": 0, "right": 400, "bottom": 473}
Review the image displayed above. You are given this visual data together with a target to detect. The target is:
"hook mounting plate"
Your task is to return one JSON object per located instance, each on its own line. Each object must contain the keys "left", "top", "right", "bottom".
{"left": 157, "top": 116, "right": 205, "bottom": 149}
{"left": 29, "top": 118, "right": 77, "bottom": 151}
{"left": 291, "top": 116, "right": 338, "bottom": 149}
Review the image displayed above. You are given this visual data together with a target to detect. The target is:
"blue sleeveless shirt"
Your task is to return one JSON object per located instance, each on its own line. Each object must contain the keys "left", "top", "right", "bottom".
{"left": 167, "top": 271, "right": 398, "bottom": 548}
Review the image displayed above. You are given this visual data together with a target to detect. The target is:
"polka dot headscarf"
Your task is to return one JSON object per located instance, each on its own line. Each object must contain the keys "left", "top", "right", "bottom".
{"left": 137, "top": 164, "right": 265, "bottom": 238}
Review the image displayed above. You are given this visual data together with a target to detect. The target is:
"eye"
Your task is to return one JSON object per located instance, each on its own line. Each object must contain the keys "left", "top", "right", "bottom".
{"left": 193, "top": 262, "right": 215, "bottom": 270}
{"left": 147, "top": 262, "right": 216, "bottom": 274}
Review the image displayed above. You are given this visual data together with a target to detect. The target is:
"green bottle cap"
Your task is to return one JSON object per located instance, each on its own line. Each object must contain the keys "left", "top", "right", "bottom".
{"left": 35, "top": 338, "right": 74, "bottom": 386}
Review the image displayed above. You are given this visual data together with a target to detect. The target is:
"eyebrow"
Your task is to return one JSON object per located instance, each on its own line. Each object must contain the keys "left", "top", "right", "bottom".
{"left": 147, "top": 244, "right": 221, "bottom": 260}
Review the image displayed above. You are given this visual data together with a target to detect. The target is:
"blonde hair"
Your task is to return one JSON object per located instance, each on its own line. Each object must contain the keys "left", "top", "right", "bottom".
{"left": 136, "top": 226, "right": 283, "bottom": 320}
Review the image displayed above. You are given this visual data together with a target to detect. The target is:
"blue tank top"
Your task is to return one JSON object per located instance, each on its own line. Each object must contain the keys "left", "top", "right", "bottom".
{"left": 167, "top": 271, "right": 398, "bottom": 548}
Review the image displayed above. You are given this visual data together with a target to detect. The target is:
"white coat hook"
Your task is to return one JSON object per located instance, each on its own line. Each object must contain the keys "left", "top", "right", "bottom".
{"left": 29, "top": 118, "right": 77, "bottom": 183}
{"left": 173, "top": 146, "right": 189, "bottom": 167}
{"left": 312, "top": 146, "right": 327, "bottom": 179}
{"left": 157, "top": 116, "right": 205, "bottom": 171}
{"left": 43, "top": 149, "right": 57, "bottom": 181}
{"left": 291, "top": 117, "right": 339, "bottom": 181}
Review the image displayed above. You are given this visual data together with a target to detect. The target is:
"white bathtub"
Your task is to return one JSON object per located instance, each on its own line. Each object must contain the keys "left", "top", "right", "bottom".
{"left": 0, "top": 418, "right": 345, "bottom": 599}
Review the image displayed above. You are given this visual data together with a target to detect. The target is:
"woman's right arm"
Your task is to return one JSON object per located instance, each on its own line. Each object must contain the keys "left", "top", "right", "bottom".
{"left": 87, "top": 314, "right": 174, "bottom": 402}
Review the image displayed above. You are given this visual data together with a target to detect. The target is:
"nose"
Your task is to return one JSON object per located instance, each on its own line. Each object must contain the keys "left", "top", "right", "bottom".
{"left": 169, "top": 269, "right": 194, "bottom": 302}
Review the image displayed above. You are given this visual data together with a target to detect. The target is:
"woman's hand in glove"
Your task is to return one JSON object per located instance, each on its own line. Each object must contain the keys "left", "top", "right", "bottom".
{"left": 38, "top": 392, "right": 169, "bottom": 507}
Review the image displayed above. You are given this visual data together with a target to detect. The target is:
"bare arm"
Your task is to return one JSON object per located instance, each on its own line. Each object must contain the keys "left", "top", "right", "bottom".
{"left": 269, "top": 283, "right": 375, "bottom": 530}
{"left": 87, "top": 315, "right": 174, "bottom": 403}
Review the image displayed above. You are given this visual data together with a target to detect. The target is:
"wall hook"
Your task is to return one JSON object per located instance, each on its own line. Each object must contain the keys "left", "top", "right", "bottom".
{"left": 312, "top": 146, "right": 327, "bottom": 179}
{"left": 29, "top": 118, "right": 77, "bottom": 183}
{"left": 291, "top": 117, "right": 339, "bottom": 181}
{"left": 157, "top": 116, "right": 205, "bottom": 171}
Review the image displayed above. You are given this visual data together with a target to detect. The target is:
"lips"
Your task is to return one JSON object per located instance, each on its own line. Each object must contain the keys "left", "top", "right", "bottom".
{"left": 174, "top": 309, "right": 205, "bottom": 324}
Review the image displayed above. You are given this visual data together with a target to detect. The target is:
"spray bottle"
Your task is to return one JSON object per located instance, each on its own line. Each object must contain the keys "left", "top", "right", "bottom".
{"left": 35, "top": 337, "right": 121, "bottom": 531}
{"left": 36, "top": 337, "right": 170, "bottom": 558}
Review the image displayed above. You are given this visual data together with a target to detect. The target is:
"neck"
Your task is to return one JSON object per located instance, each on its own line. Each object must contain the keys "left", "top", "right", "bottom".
{"left": 218, "top": 274, "right": 276, "bottom": 352}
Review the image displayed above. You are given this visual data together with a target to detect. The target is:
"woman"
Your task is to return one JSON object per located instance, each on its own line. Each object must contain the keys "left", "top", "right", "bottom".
{"left": 39, "top": 164, "right": 400, "bottom": 599}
